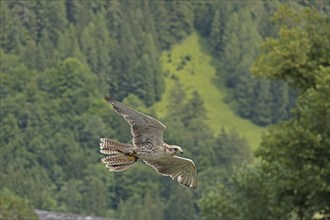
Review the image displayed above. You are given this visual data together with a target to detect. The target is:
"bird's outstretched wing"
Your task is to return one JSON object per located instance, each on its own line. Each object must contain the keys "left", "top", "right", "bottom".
{"left": 143, "top": 156, "right": 198, "bottom": 188}
{"left": 104, "top": 96, "right": 166, "bottom": 147}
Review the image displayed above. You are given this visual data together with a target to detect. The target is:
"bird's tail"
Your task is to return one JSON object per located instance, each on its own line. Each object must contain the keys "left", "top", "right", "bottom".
{"left": 100, "top": 138, "right": 137, "bottom": 172}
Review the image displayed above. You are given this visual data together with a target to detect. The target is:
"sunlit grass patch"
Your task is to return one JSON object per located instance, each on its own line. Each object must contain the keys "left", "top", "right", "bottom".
{"left": 153, "top": 32, "right": 265, "bottom": 149}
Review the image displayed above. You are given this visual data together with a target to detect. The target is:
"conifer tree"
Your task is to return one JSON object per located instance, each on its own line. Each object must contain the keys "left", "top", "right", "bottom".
{"left": 210, "top": 10, "right": 222, "bottom": 55}
{"left": 165, "top": 187, "right": 198, "bottom": 220}
{"left": 252, "top": 79, "right": 273, "bottom": 125}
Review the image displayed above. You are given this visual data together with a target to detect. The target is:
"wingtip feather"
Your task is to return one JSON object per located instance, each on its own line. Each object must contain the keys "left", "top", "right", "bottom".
{"left": 104, "top": 95, "right": 116, "bottom": 103}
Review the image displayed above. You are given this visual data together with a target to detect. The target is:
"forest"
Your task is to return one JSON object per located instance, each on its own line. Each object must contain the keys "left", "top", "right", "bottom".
{"left": 0, "top": 0, "right": 329, "bottom": 219}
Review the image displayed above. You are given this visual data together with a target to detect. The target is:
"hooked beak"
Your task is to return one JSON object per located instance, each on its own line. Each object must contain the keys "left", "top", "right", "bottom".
{"left": 179, "top": 149, "right": 183, "bottom": 155}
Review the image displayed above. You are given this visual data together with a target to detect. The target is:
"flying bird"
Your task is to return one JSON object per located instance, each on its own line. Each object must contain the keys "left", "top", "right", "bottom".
{"left": 100, "top": 96, "right": 197, "bottom": 188}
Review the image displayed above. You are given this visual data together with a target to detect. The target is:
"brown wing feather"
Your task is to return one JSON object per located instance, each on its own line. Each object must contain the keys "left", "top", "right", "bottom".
{"left": 143, "top": 156, "right": 198, "bottom": 189}
{"left": 104, "top": 96, "right": 166, "bottom": 147}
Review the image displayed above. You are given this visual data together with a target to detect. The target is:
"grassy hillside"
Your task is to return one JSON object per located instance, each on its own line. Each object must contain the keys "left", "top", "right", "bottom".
{"left": 153, "top": 32, "right": 265, "bottom": 149}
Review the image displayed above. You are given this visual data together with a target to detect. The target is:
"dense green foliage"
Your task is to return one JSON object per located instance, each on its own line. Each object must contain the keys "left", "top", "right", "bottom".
{"left": 196, "top": 1, "right": 298, "bottom": 126}
{"left": 1, "top": 0, "right": 171, "bottom": 104}
{"left": 1, "top": 0, "right": 328, "bottom": 219}
{"left": 0, "top": 188, "right": 38, "bottom": 220}
{"left": 200, "top": 5, "right": 330, "bottom": 220}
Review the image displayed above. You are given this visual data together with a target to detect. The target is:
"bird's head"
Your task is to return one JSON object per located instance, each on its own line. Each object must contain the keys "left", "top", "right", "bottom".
{"left": 166, "top": 145, "right": 183, "bottom": 155}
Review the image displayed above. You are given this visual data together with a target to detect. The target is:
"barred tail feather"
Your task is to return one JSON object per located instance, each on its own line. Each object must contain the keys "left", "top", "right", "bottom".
{"left": 101, "top": 153, "right": 137, "bottom": 172}
{"left": 100, "top": 138, "right": 134, "bottom": 154}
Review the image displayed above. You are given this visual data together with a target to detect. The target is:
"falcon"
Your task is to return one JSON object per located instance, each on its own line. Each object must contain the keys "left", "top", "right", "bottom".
{"left": 100, "top": 96, "right": 197, "bottom": 188}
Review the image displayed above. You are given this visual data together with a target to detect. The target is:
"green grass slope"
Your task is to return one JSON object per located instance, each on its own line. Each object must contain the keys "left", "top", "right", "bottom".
{"left": 153, "top": 32, "right": 265, "bottom": 149}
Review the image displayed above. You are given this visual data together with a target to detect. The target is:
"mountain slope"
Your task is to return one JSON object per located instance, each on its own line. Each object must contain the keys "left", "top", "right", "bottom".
{"left": 153, "top": 32, "right": 264, "bottom": 149}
